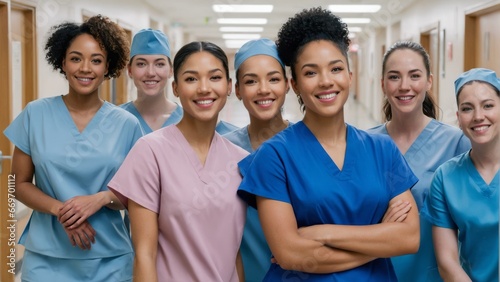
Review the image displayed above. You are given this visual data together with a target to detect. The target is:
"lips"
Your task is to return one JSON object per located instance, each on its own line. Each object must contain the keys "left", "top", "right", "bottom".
{"left": 255, "top": 99, "right": 274, "bottom": 105}
{"left": 397, "top": 96, "right": 414, "bottom": 101}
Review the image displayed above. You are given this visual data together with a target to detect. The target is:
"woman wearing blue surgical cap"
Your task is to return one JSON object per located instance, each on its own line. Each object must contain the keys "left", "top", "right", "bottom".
{"left": 223, "top": 38, "right": 291, "bottom": 282}
{"left": 423, "top": 68, "right": 500, "bottom": 282}
{"left": 121, "top": 28, "right": 183, "bottom": 133}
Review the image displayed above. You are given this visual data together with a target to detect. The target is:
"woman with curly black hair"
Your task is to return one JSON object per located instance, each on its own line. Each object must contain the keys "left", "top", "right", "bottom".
{"left": 4, "top": 15, "right": 142, "bottom": 281}
{"left": 237, "top": 7, "right": 420, "bottom": 280}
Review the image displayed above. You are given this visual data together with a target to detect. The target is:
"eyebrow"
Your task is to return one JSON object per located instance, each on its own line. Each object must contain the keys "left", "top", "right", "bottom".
{"left": 301, "top": 59, "right": 344, "bottom": 70}
{"left": 460, "top": 98, "right": 495, "bottom": 106}
{"left": 181, "top": 68, "right": 223, "bottom": 75}
{"left": 68, "top": 51, "right": 105, "bottom": 58}
{"left": 135, "top": 57, "right": 167, "bottom": 62}
{"left": 387, "top": 69, "right": 423, "bottom": 74}
{"left": 242, "top": 70, "right": 282, "bottom": 78}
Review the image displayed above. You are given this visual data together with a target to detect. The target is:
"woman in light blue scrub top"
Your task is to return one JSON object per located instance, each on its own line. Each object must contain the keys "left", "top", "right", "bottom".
{"left": 223, "top": 38, "right": 291, "bottom": 282}
{"left": 121, "top": 28, "right": 182, "bottom": 134}
{"left": 3, "top": 15, "right": 142, "bottom": 282}
{"left": 367, "top": 41, "right": 470, "bottom": 282}
{"left": 423, "top": 68, "right": 499, "bottom": 282}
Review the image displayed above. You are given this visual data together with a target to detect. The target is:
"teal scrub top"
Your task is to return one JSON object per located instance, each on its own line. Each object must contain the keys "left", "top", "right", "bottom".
{"left": 4, "top": 96, "right": 143, "bottom": 259}
{"left": 423, "top": 151, "right": 499, "bottom": 282}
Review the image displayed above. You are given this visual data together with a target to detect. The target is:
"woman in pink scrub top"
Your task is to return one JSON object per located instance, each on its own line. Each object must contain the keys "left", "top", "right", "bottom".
{"left": 108, "top": 41, "right": 248, "bottom": 282}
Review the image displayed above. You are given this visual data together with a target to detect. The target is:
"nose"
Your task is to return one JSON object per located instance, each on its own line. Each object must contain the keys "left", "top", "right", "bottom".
{"left": 399, "top": 77, "right": 410, "bottom": 90}
{"left": 80, "top": 60, "right": 91, "bottom": 72}
{"left": 473, "top": 108, "right": 485, "bottom": 122}
{"left": 197, "top": 78, "right": 210, "bottom": 94}
{"left": 258, "top": 81, "right": 271, "bottom": 95}
{"left": 146, "top": 64, "right": 155, "bottom": 76}
{"left": 319, "top": 71, "right": 334, "bottom": 88}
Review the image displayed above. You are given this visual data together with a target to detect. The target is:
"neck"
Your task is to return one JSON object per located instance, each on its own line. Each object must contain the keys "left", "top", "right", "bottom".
{"left": 302, "top": 111, "right": 346, "bottom": 146}
{"left": 64, "top": 91, "right": 103, "bottom": 111}
{"left": 386, "top": 112, "right": 431, "bottom": 139}
{"left": 470, "top": 141, "right": 500, "bottom": 171}
{"left": 176, "top": 116, "right": 217, "bottom": 147}
{"left": 134, "top": 93, "right": 175, "bottom": 116}
{"left": 247, "top": 114, "right": 288, "bottom": 149}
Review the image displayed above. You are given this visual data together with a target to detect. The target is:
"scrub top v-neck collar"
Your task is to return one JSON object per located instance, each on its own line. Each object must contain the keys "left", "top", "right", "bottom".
{"left": 172, "top": 125, "right": 218, "bottom": 184}
{"left": 298, "top": 121, "right": 354, "bottom": 180}
{"left": 58, "top": 95, "right": 108, "bottom": 137}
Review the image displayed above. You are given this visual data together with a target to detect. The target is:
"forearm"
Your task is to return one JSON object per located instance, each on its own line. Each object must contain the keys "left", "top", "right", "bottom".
{"left": 15, "top": 182, "right": 62, "bottom": 216}
{"left": 305, "top": 222, "right": 419, "bottom": 257}
{"left": 98, "top": 191, "right": 125, "bottom": 210}
{"left": 437, "top": 261, "right": 471, "bottom": 282}
{"left": 133, "top": 255, "right": 158, "bottom": 282}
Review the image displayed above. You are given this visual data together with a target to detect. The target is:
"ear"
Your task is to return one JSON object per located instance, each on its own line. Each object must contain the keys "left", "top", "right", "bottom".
{"left": 291, "top": 78, "right": 299, "bottom": 96}
{"left": 284, "top": 78, "right": 290, "bottom": 95}
{"left": 456, "top": 111, "right": 462, "bottom": 129}
{"left": 172, "top": 81, "right": 179, "bottom": 98}
{"left": 235, "top": 81, "right": 242, "bottom": 100}
{"left": 227, "top": 78, "right": 233, "bottom": 96}
{"left": 349, "top": 71, "right": 353, "bottom": 87}
{"left": 427, "top": 73, "right": 433, "bottom": 91}
{"left": 167, "top": 67, "right": 173, "bottom": 79}
{"left": 127, "top": 64, "right": 132, "bottom": 78}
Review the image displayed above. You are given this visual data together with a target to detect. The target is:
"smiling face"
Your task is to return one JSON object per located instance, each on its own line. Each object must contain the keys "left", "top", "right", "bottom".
{"left": 291, "top": 40, "right": 351, "bottom": 120}
{"left": 172, "top": 51, "right": 231, "bottom": 123}
{"left": 457, "top": 82, "right": 500, "bottom": 146}
{"left": 382, "top": 49, "right": 432, "bottom": 117}
{"left": 128, "top": 54, "right": 172, "bottom": 97}
{"left": 236, "top": 55, "right": 288, "bottom": 121}
{"left": 62, "top": 33, "right": 108, "bottom": 96}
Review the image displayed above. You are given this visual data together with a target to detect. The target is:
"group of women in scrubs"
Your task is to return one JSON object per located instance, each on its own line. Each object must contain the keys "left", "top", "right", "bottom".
{"left": 5, "top": 5, "right": 498, "bottom": 282}
{"left": 4, "top": 15, "right": 142, "bottom": 281}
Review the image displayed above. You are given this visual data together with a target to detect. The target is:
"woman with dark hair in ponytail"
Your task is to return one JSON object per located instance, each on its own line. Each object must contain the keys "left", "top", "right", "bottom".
{"left": 367, "top": 41, "right": 470, "bottom": 282}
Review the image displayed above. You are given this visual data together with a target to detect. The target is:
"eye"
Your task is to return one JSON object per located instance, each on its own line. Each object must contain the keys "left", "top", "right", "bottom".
{"left": 388, "top": 75, "right": 399, "bottom": 80}
{"left": 410, "top": 74, "right": 421, "bottom": 79}
{"left": 135, "top": 62, "right": 146, "bottom": 67}
{"left": 484, "top": 103, "right": 495, "bottom": 109}
{"left": 331, "top": 66, "right": 344, "bottom": 73}
{"left": 270, "top": 77, "right": 281, "bottom": 83}
{"left": 156, "top": 62, "right": 166, "bottom": 67}
{"left": 244, "top": 79, "right": 257, "bottom": 85}
{"left": 211, "top": 75, "right": 223, "bottom": 81}
{"left": 185, "top": 76, "right": 196, "bottom": 82}
{"left": 460, "top": 106, "right": 472, "bottom": 112}
{"left": 91, "top": 58, "right": 103, "bottom": 64}
{"left": 304, "top": 70, "right": 316, "bottom": 76}
{"left": 69, "top": 57, "right": 81, "bottom": 62}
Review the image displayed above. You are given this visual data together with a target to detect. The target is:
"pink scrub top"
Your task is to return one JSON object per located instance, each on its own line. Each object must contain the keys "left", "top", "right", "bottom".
{"left": 109, "top": 125, "right": 248, "bottom": 281}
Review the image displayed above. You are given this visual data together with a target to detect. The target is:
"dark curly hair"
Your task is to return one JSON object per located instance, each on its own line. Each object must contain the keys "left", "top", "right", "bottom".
{"left": 276, "top": 7, "right": 351, "bottom": 81}
{"left": 381, "top": 41, "right": 438, "bottom": 121}
{"left": 173, "top": 41, "right": 229, "bottom": 82}
{"left": 45, "top": 15, "right": 130, "bottom": 79}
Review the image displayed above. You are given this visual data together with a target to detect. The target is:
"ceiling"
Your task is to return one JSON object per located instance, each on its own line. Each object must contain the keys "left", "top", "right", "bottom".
{"left": 142, "top": 0, "right": 416, "bottom": 51}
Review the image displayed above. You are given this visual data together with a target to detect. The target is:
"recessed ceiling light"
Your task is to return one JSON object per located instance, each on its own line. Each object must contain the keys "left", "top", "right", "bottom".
{"left": 219, "top": 27, "right": 264, "bottom": 33}
{"left": 342, "top": 18, "right": 371, "bottom": 24}
{"left": 225, "top": 39, "right": 253, "bottom": 49}
{"left": 222, "top": 34, "right": 261, "bottom": 40}
{"left": 217, "top": 18, "right": 268, "bottom": 25}
{"left": 329, "top": 5, "right": 381, "bottom": 13}
{"left": 348, "top": 27, "right": 363, "bottom": 33}
{"left": 213, "top": 4, "right": 273, "bottom": 13}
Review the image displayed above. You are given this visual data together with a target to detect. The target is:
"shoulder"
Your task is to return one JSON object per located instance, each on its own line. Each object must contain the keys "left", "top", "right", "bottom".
{"left": 104, "top": 103, "right": 140, "bottom": 124}
{"left": 365, "top": 123, "right": 387, "bottom": 135}
{"left": 118, "top": 101, "right": 133, "bottom": 110}
{"left": 217, "top": 133, "right": 249, "bottom": 159}
{"left": 349, "top": 124, "right": 394, "bottom": 147}
{"left": 431, "top": 120, "right": 462, "bottom": 136}
{"left": 436, "top": 151, "right": 469, "bottom": 173}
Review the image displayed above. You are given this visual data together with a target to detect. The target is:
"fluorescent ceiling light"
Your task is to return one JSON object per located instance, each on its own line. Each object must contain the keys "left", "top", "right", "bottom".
{"left": 225, "top": 39, "right": 252, "bottom": 49}
{"left": 342, "top": 18, "right": 371, "bottom": 24}
{"left": 222, "top": 34, "right": 261, "bottom": 40}
{"left": 217, "top": 18, "right": 268, "bottom": 25}
{"left": 213, "top": 4, "right": 273, "bottom": 13}
{"left": 348, "top": 27, "right": 362, "bottom": 33}
{"left": 329, "top": 5, "right": 381, "bottom": 13}
{"left": 219, "top": 27, "right": 264, "bottom": 32}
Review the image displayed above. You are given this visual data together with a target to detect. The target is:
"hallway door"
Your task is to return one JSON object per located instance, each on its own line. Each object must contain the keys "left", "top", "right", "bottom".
{"left": 1, "top": 2, "right": 37, "bottom": 281}
{"left": 465, "top": 3, "right": 500, "bottom": 72}
{"left": 420, "top": 23, "right": 440, "bottom": 111}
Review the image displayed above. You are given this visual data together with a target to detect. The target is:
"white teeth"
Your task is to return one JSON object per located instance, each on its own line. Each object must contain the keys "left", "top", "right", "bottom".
{"left": 398, "top": 96, "right": 412, "bottom": 100}
{"left": 317, "top": 93, "right": 337, "bottom": 99}
{"left": 144, "top": 81, "right": 158, "bottom": 85}
{"left": 256, "top": 100, "right": 273, "bottom": 105}
{"left": 77, "top": 78, "right": 92, "bottom": 82}
{"left": 196, "top": 100, "right": 214, "bottom": 105}
{"left": 473, "top": 126, "right": 489, "bottom": 131}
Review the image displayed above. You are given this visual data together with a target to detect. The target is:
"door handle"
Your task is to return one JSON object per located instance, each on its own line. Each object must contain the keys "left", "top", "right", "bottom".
{"left": 0, "top": 150, "right": 13, "bottom": 174}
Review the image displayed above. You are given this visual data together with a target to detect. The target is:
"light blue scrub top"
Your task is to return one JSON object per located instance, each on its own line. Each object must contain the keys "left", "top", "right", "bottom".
{"left": 368, "top": 119, "right": 470, "bottom": 282}
{"left": 422, "top": 151, "right": 499, "bottom": 282}
{"left": 238, "top": 122, "right": 418, "bottom": 281}
{"left": 120, "top": 101, "right": 183, "bottom": 134}
{"left": 224, "top": 123, "right": 292, "bottom": 282}
{"left": 4, "top": 96, "right": 143, "bottom": 259}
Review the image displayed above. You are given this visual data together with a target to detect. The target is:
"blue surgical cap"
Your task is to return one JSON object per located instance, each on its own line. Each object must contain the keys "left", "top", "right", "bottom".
{"left": 234, "top": 38, "right": 284, "bottom": 72}
{"left": 130, "top": 28, "right": 171, "bottom": 59}
{"left": 454, "top": 68, "right": 500, "bottom": 96}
